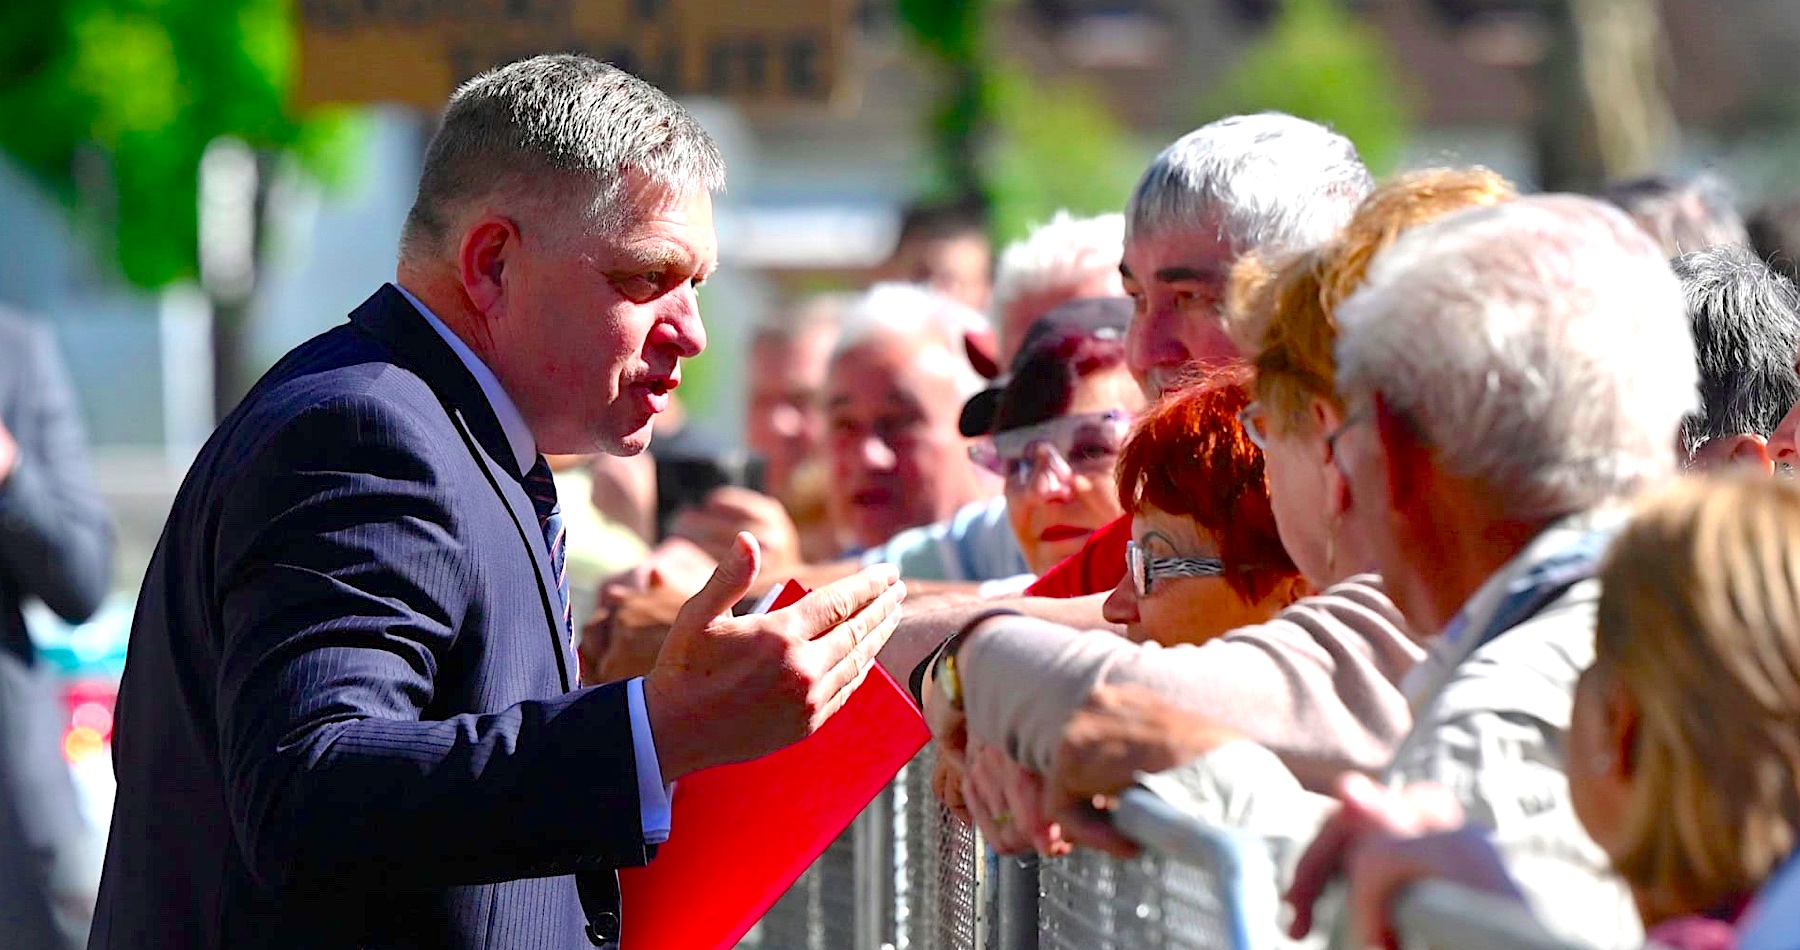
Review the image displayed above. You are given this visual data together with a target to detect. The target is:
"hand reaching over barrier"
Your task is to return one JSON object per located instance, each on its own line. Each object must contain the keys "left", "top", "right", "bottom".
{"left": 1042, "top": 684, "right": 1247, "bottom": 858}
{"left": 643, "top": 533, "right": 906, "bottom": 780}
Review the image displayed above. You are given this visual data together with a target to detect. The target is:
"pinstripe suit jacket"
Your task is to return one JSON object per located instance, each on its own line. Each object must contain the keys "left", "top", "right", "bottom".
{"left": 90, "top": 285, "right": 647, "bottom": 949}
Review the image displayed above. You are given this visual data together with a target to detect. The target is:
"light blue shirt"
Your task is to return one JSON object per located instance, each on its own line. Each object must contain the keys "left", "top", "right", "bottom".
{"left": 859, "top": 496, "right": 1031, "bottom": 583}
{"left": 1742, "top": 849, "right": 1800, "bottom": 950}
{"left": 398, "top": 284, "right": 673, "bottom": 845}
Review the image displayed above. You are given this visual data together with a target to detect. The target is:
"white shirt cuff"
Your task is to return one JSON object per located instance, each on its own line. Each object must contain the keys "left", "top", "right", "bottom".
{"left": 626, "top": 677, "right": 673, "bottom": 845}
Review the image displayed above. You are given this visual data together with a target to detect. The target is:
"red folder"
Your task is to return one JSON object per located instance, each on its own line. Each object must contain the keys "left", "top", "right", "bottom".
{"left": 618, "top": 580, "right": 930, "bottom": 948}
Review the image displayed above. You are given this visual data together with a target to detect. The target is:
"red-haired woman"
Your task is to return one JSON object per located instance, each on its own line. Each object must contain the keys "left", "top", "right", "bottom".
{"left": 1101, "top": 366, "right": 1307, "bottom": 645}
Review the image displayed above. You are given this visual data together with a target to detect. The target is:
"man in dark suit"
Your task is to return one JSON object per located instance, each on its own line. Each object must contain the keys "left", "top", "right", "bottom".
{"left": 90, "top": 55, "right": 904, "bottom": 950}
{"left": 0, "top": 308, "right": 113, "bottom": 949}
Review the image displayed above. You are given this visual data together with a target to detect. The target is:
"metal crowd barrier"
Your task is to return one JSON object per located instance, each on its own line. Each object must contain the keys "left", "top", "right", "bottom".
{"left": 742, "top": 758, "right": 1586, "bottom": 950}
{"left": 1392, "top": 882, "right": 1593, "bottom": 950}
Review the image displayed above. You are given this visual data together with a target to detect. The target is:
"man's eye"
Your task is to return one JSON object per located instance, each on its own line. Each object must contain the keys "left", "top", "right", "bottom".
{"left": 618, "top": 272, "right": 669, "bottom": 302}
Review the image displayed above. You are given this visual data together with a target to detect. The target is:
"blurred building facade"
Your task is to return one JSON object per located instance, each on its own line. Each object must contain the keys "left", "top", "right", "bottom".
{"left": 3, "top": 0, "right": 1800, "bottom": 591}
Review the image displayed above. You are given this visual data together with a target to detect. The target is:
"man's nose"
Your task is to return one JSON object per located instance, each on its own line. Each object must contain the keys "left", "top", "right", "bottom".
{"left": 1129, "top": 307, "right": 1191, "bottom": 378}
{"left": 858, "top": 435, "right": 898, "bottom": 471}
{"left": 1774, "top": 406, "right": 1800, "bottom": 465}
{"left": 769, "top": 404, "right": 804, "bottom": 439}
{"left": 653, "top": 288, "right": 706, "bottom": 358}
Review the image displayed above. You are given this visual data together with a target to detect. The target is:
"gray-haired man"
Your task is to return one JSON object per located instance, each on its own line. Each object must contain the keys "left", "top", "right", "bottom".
{"left": 884, "top": 112, "right": 1374, "bottom": 677}
{"left": 92, "top": 55, "right": 902, "bottom": 949}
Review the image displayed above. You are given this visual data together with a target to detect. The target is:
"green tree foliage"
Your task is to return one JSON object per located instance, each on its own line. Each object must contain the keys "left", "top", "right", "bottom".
{"left": 0, "top": 0, "right": 360, "bottom": 289}
{"left": 985, "top": 67, "right": 1146, "bottom": 244}
{"left": 895, "top": 0, "right": 997, "bottom": 209}
{"left": 1201, "top": 0, "right": 1413, "bottom": 175}
{"left": 894, "top": 0, "right": 1145, "bottom": 243}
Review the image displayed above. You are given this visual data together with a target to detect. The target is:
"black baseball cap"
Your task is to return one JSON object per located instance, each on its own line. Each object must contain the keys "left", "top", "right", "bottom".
{"left": 958, "top": 296, "right": 1132, "bottom": 438}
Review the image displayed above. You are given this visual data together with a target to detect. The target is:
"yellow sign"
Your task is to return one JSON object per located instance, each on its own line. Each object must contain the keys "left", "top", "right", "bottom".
{"left": 298, "top": 0, "right": 852, "bottom": 109}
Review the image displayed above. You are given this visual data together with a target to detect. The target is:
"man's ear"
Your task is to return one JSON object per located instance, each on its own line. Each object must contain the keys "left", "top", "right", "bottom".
{"left": 457, "top": 215, "right": 520, "bottom": 316}
{"left": 1722, "top": 433, "right": 1774, "bottom": 475}
{"left": 1371, "top": 393, "right": 1429, "bottom": 519}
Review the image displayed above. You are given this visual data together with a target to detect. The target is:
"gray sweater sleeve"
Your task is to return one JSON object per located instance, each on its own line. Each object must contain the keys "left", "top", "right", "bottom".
{"left": 0, "top": 320, "right": 112, "bottom": 622}
{"left": 959, "top": 575, "right": 1424, "bottom": 792}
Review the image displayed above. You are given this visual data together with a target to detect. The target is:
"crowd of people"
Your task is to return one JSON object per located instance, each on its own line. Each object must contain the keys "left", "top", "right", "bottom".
{"left": 48, "top": 51, "right": 1800, "bottom": 949}
{"left": 566, "top": 107, "right": 1800, "bottom": 948}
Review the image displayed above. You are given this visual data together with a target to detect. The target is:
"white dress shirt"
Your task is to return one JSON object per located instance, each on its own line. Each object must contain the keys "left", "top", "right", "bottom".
{"left": 396, "top": 284, "right": 673, "bottom": 845}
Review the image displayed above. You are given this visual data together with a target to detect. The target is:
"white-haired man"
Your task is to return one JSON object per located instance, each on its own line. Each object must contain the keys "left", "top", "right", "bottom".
{"left": 92, "top": 56, "right": 902, "bottom": 949}
{"left": 1122, "top": 113, "right": 1373, "bottom": 400}
{"left": 1043, "top": 195, "right": 1695, "bottom": 950}
{"left": 883, "top": 112, "right": 1373, "bottom": 674}
{"left": 989, "top": 211, "right": 1127, "bottom": 365}
{"left": 821, "top": 283, "right": 996, "bottom": 552}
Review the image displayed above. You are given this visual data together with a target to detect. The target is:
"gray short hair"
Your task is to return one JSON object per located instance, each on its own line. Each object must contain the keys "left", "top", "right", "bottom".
{"left": 1604, "top": 173, "right": 1749, "bottom": 258}
{"left": 1126, "top": 112, "right": 1373, "bottom": 252}
{"left": 991, "top": 211, "right": 1124, "bottom": 329}
{"left": 753, "top": 292, "right": 853, "bottom": 348}
{"left": 1671, "top": 245, "right": 1800, "bottom": 454}
{"left": 400, "top": 54, "right": 725, "bottom": 261}
{"left": 1336, "top": 195, "right": 1698, "bottom": 520}
{"left": 831, "top": 283, "right": 987, "bottom": 400}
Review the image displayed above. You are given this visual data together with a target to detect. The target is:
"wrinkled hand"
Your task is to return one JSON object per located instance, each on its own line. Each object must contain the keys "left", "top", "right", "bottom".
{"left": 580, "top": 580, "right": 689, "bottom": 684}
{"left": 579, "top": 540, "right": 716, "bottom": 684}
{"left": 961, "top": 739, "right": 1069, "bottom": 856}
{"left": 642, "top": 532, "right": 905, "bottom": 780}
{"left": 1286, "top": 773, "right": 1467, "bottom": 940}
{"left": 922, "top": 663, "right": 969, "bottom": 769}
{"left": 670, "top": 487, "right": 802, "bottom": 577}
{"left": 1345, "top": 823, "right": 1522, "bottom": 950}
{"left": 932, "top": 753, "right": 972, "bottom": 826}
{"left": 1043, "top": 684, "right": 1246, "bottom": 858}
{"left": 606, "top": 537, "right": 718, "bottom": 598}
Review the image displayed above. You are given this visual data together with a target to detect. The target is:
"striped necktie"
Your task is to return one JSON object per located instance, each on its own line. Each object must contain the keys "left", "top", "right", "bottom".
{"left": 522, "top": 456, "right": 571, "bottom": 638}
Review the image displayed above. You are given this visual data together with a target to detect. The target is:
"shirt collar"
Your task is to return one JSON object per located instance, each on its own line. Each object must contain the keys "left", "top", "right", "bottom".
{"left": 394, "top": 284, "right": 537, "bottom": 474}
{"left": 1438, "top": 505, "right": 1627, "bottom": 648}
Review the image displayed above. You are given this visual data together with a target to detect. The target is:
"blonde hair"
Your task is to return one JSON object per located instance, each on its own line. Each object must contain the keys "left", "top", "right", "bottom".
{"left": 1224, "top": 167, "right": 1515, "bottom": 435}
{"left": 1597, "top": 476, "right": 1800, "bottom": 909}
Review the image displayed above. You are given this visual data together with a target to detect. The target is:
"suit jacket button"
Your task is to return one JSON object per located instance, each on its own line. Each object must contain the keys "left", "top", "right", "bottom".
{"left": 587, "top": 911, "right": 620, "bottom": 946}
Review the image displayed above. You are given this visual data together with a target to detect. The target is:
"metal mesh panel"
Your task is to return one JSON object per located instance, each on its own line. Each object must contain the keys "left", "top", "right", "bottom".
{"left": 1038, "top": 849, "right": 1242, "bottom": 950}
{"left": 896, "top": 747, "right": 984, "bottom": 950}
{"left": 748, "top": 827, "right": 860, "bottom": 950}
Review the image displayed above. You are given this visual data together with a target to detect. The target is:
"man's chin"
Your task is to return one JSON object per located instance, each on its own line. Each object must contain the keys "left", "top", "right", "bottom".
{"left": 590, "top": 418, "right": 656, "bottom": 457}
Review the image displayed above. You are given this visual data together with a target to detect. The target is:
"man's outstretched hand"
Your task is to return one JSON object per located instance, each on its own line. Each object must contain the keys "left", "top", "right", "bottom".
{"left": 642, "top": 532, "right": 905, "bottom": 780}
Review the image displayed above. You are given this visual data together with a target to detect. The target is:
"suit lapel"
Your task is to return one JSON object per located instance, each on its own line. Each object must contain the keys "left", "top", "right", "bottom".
{"left": 350, "top": 284, "right": 574, "bottom": 692}
{"left": 448, "top": 410, "right": 575, "bottom": 691}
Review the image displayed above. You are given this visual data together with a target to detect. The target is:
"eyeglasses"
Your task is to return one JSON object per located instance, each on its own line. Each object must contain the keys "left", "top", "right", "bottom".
{"left": 970, "top": 410, "right": 1132, "bottom": 491}
{"left": 1323, "top": 408, "right": 1368, "bottom": 460}
{"left": 1237, "top": 402, "right": 1271, "bottom": 449}
{"left": 1126, "top": 539, "right": 1224, "bottom": 597}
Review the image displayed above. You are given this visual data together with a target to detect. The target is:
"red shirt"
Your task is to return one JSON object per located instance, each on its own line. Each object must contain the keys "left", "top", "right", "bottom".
{"left": 1024, "top": 515, "right": 1130, "bottom": 598}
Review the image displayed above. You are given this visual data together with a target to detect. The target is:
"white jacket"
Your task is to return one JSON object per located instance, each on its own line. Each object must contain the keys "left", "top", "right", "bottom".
{"left": 1152, "top": 510, "right": 1644, "bottom": 950}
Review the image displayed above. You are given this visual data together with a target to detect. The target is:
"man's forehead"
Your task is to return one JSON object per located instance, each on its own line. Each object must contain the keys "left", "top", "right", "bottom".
{"left": 1121, "top": 226, "right": 1237, "bottom": 282}
{"left": 827, "top": 339, "right": 953, "bottom": 404}
{"left": 611, "top": 187, "right": 718, "bottom": 259}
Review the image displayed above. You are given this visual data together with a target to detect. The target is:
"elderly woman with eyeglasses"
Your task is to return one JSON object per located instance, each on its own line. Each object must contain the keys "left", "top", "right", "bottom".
{"left": 965, "top": 303, "right": 1145, "bottom": 578}
{"left": 1096, "top": 366, "right": 1308, "bottom": 645}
